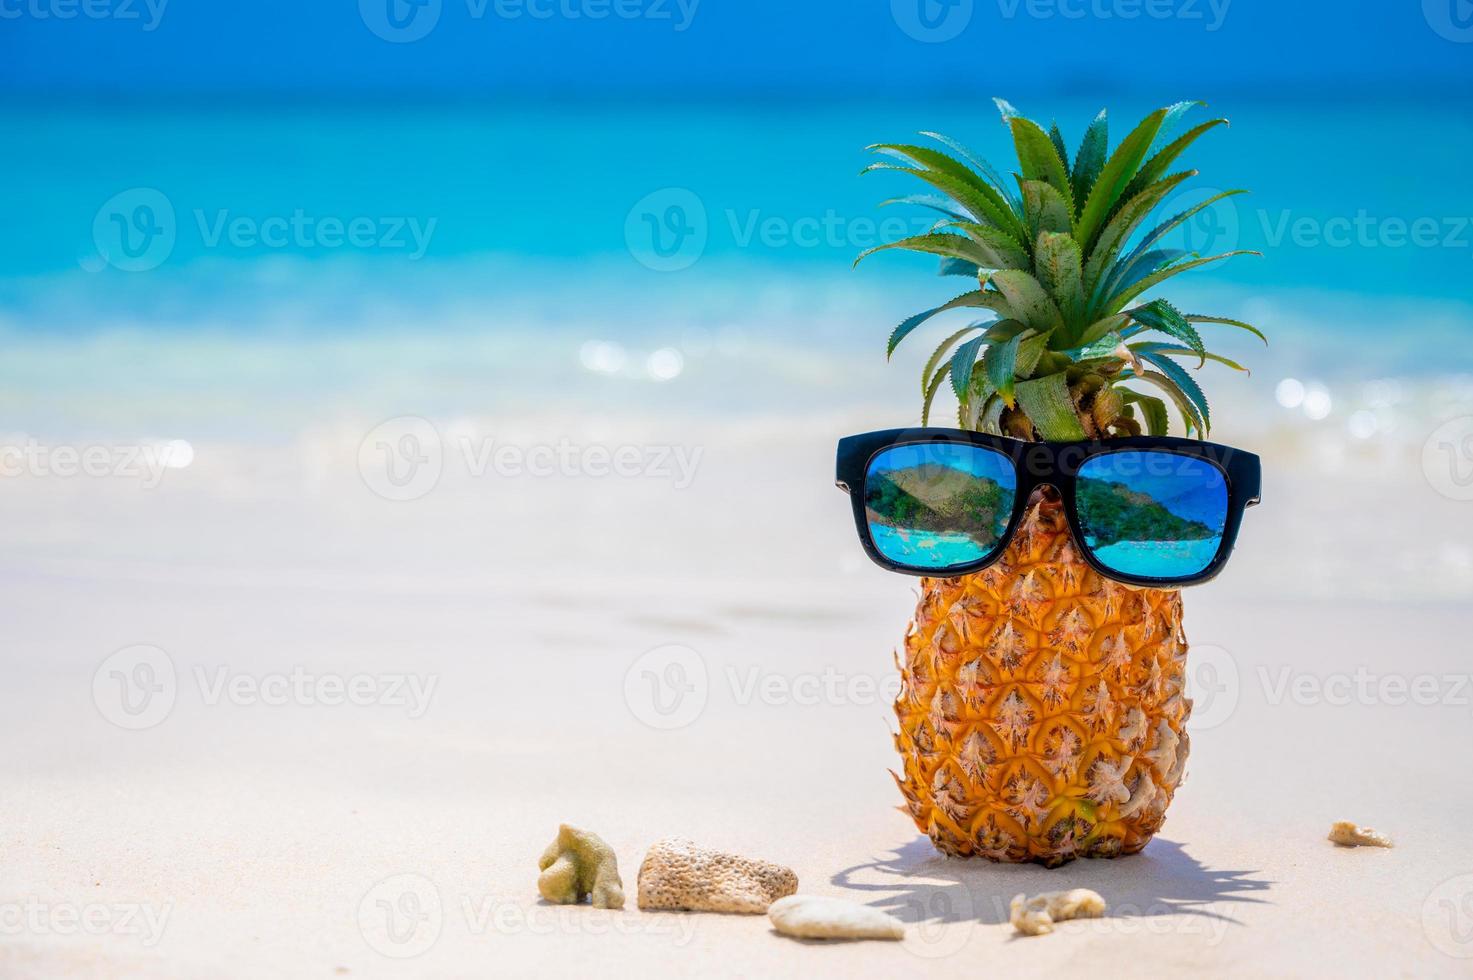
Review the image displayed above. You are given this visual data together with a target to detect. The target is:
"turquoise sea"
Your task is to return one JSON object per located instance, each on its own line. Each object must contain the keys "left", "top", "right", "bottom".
{"left": 2, "top": 98, "right": 1471, "bottom": 443}
{"left": 1089, "top": 536, "right": 1223, "bottom": 579}
{"left": 868, "top": 524, "right": 988, "bottom": 569}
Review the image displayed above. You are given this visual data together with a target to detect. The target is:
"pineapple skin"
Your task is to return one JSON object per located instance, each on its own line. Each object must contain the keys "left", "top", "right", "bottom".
{"left": 892, "top": 490, "right": 1192, "bottom": 867}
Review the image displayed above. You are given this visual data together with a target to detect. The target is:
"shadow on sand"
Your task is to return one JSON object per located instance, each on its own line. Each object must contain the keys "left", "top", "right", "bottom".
{"left": 831, "top": 836, "right": 1271, "bottom": 928}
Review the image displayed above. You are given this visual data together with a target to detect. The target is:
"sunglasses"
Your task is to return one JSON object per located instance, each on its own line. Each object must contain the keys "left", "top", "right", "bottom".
{"left": 836, "top": 428, "right": 1261, "bottom": 588}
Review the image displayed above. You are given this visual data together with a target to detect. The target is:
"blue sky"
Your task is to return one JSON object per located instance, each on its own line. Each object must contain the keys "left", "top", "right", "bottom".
{"left": 2, "top": 0, "right": 1469, "bottom": 100}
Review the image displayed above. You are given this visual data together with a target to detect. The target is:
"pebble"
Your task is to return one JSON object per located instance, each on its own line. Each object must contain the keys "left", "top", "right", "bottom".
{"left": 768, "top": 895, "right": 905, "bottom": 941}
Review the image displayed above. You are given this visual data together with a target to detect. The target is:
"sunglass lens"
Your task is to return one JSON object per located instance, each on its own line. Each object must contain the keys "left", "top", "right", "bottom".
{"left": 1075, "top": 451, "right": 1228, "bottom": 581}
{"left": 863, "top": 443, "right": 1017, "bottom": 571}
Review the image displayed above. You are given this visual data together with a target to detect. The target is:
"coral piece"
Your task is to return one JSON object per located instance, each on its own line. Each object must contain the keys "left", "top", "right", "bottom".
{"left": 636, "top": 838, "right": 797, "bottom": 914}
{"left": 537, "top": 824, "right": 625, "bottom": 909}
{"left": 768, "top": 895, "right": 905, "bottom": 941}
{"left": 1328, "top": 821, "right": 1394, "bottom": 848}
{"left": 1010, "top": 888, "right": 1107, "bottom": 936}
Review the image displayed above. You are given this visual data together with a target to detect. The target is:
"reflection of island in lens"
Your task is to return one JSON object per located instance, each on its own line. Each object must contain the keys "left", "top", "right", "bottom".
{"left": 864, "top": 446, "right": 1016, "bottom": 570}
{"left": 1076, "top": 453, "right": 1227, "bottom": 579}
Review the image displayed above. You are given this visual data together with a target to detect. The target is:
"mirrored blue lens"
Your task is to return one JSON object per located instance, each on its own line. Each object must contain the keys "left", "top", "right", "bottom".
{"left": 1075, "top": 451, "right": 1228, "bottom": 580}
{"left": 864, "top": 443, "right": 1017, "bottom": 570}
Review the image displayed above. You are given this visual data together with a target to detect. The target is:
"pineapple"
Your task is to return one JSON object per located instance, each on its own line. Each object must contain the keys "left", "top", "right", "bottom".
{"left": 857, "top": 100, "right": 1262, "bottom": 866}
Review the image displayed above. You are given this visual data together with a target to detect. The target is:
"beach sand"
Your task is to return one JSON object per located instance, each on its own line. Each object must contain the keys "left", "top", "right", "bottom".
{"left": 3, "top": 402, "right": 1472, "bottom": 978}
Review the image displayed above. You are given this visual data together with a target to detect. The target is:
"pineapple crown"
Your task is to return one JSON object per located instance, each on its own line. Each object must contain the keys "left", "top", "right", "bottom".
{"left": 855, "top": 98, "right": 1264, "bottom": 441}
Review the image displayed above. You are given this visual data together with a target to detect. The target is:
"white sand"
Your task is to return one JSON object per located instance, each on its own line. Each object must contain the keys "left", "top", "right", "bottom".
{"left": 3, "top": 412, "right": 1472, "bottom": 977}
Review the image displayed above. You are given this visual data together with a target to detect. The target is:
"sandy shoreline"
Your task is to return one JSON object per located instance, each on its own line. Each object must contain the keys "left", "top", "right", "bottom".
{"left": 4, "top": 536, "right": 1472, "bottom": 976}
{"left": 2, "top": 403, "right": 1471, "bottom": 976}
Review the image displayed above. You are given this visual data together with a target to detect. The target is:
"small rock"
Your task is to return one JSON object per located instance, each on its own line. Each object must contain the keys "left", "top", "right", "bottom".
{"left": 1328, "top": 821, "right": 1394, "bottom": 848}
{"left": 538, "top": 824, "right": 625, "bottom": 909}
{"left": 1010, "top": 889, "right": 1107, "bottom": 936}
{"left": 768, "top": 895, "right": 904, "bottom": 941}
{"left": 637, "top": 838, "right": 797, "bottom": 914}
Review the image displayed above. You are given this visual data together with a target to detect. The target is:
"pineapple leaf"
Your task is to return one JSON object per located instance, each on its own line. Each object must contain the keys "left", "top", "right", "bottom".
{"left": 879, "top": 194, "right": 971, "bottom": 223}
{"left": 1048, "top": 122, "right": 1070, "bottom": 178}
{"left": 1078, "top": 331, "right": 1126, "bottom": 360}
{"left": 1015, "top": 372, "right": 1088, "bottom": 440}
{"left": 1135, "top": 350, "right": 1211, "bottom": 433}
{"left": 1186, "top": 314, "right": 1268, "bottom": 344}
{"left": 867, "top": 146, "right": 1022, "bottom": 234}
{"left": 1017, "top": 330, "right": 1051, "bottom": 376}
{"left": 947, "top": 222, "right": 1032, "bottom": 269}
{"left": 1009, "top": 117, "right": 1073, "bottom": 203}
{"left": 1123, "top": 118, "right": 1228, "bottom": 203}
{"left": 1102, "top": 249, "right": 1191, "bottom": 309}
{"left": 993, "top": 97, "right": 1020, "bottom": 122}
{"left": 1071, "top": 109, "right": 1108, "bottom": 208}
{"left": 960, "top": 383, "right": 995, "bottom": 430}
{"left": 1126, "top": 298, "right": 1205, "bottom": 364}
{"left": 921, "top": 362, "right": 951, "bottom": 426}
{"left": 1082, "top": 171, "right": 1195, "bottom": 295}
{"left": 960, "top": 373, "right": 995, "bottom": 429}
{"left": 977, "top": 393, "right": 1006, "bottom": 435}
{"left": 921, "top": 131, "right": 1023, "bottom": 213}
{"left": 869, "top": 144, "right": 993, "bottom": 192}
{"left": 981, "top": 318, "right": 1032, "bottom": 343}
{"left": 983, "top": 326, "right": 1029, "bottom": 407}
{"left": 886, "top": 287, "right": 1013, "bottom": 358}
{"left": 938, "top": 257, "right": 981, "bottom": 278}
{"left": 1120, "top": 389, "right": 1171, "bottom": 436}
{"left": 1072, "top": 106, "right": 1171, "bottom": 251}
{"left": 982, "top": 324, "right": 1051, "bottom": 409}
{"left": 1074, "top": 313, "right": 1129, "bottom": 348}
{"left": 1148, "top": 101, "right": 1206, "bottom": 152}
{"left": 1129, "top": 370, "right": 1205, "bottom": 436}
{"left": 989, "top": 269, "right": 1065, "bottom": 334}
{"left": 1034, "top": 231, "right": 1086, "bottom": 328}
{"left": 923, "top": 325, "right": 986, "bottom": 395}
{"left": 862, "top": 164, "right": 1024, "bottom": 241}
{"left": 1123, "top": 189, "right": 1247, "bottom": 266}
{"left": 949, "top": 334, "right": 988, "bottom": 400}
{"left": 1131, "top": 342, "right": 1248, "bottom": 372}
{"left": 855, "top": 232, "right": 1004, "bottom": 270}
{"left": 1104, "top": 250, "right": 1260, "bottom": 312}
{"left": 1020, "top": 180, "right": 1074, "bottom": 238}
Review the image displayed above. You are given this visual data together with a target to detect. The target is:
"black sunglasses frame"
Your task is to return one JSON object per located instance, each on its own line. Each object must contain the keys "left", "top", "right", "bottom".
{"left": 836, "top": 428, "right": 1261, "bottom": 588}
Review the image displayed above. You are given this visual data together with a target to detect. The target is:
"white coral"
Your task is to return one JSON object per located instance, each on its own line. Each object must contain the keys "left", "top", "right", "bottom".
{"left": 636, "top": 838, "right": 797, "bottom": 914}
{"left": 1010, "top": 889, "right": 1107, "bottom": 936}
{"left": 768, "top": 896, "right": 905, "bottom": 941}
{"left": 1328, "top": 821, "right": 1394, "bottom": 848}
